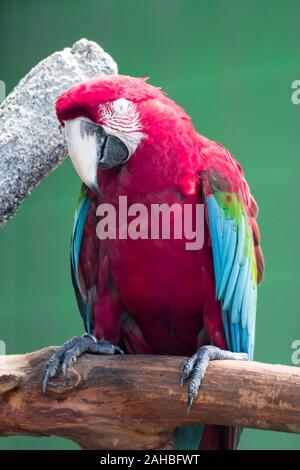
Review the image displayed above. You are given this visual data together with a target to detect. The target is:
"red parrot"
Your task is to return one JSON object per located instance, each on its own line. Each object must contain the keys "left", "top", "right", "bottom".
{"left": 44, "top": 75, "right": 264, "bottom": 450}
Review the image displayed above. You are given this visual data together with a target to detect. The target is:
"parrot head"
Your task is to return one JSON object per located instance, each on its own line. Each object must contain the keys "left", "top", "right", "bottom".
{"left": 56, "top": 75, "right": 192, "bottom": 193}
{"left": 57, "top": 75, "right": 167, "bottom": 192}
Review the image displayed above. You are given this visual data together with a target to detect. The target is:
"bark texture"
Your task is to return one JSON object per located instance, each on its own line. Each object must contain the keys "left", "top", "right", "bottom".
{"left": 0, "top": 38, "right": 117, "bottom": 230}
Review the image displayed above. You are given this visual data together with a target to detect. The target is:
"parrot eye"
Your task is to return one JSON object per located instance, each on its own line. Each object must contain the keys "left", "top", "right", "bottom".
{"left": 98, "top": 98, "right": 145, "bottom": 157}
{"left": 98, "top": 98, "right": 143, "bottom": 132}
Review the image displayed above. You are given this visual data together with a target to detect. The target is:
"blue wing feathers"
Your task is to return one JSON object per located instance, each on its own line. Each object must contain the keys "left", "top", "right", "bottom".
{"left": 206, "top": 194, "right": 257, "bottom": 359}
{"left": 247, "top": 285, "right": 256, "bottom": 337}
{"left": 241, "top": 273, "right": 251, "bottom": 330}
{"left": 230, "top": 259, "right": 249, "bottom": 324}
{"left": 71, "top": 188, "right": 92, "bottom": 333}
{"left": 217, "top": 224, "right": 237, "bottom": 300}
{"left": 207, "top": 197, "right": 222, "bottom": 289}
{"left": 221, "top": 221, "right": 232, "bottom": 273}
{"left": 72, "top": 196, "right": 90, "bottom": 289}
{"left": 223, "top": 257, "right": 240, "bottom": 311}
{"left": 233, "top": 324, "right": 241, "bottom": 353}
{"left": 241, "top": 328, "right": 248, "bottom": 352}
{"left": 222, "top": 310, "right": 231, "bottom": 347}
{"left": 237, "top": 216, "right": 246, "bottom": 265}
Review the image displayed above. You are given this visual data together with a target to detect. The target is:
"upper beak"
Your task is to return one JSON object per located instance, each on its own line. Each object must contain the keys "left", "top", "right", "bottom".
{"left": 64, "top": 118, "right": 129, "bottom": 192}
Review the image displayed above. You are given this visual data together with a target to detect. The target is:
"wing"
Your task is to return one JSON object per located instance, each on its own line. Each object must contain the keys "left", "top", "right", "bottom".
{"left": 71, "top": 184, "right": 97, "bottom": 334}
{"left": 201, "top": 144, "right": 264, "bottom": 359}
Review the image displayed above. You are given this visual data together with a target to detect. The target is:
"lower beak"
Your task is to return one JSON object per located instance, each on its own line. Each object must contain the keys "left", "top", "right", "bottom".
{"left": 97, "top": 132, "right": 129, "bottom": 169}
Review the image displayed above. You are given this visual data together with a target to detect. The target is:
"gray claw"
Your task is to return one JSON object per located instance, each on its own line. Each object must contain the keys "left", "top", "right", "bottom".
{"left": 114, "top": 345, "right": 124, "bottom": 355}
{"left": 181, "top": 353, "right": 197, "bottom": 385}
{"left": 180, "top": 345, "right": 248, "bottom": 409}
{"left": 42, "top": 354, "right": 61, "bottom": 392}
{"left": 61, "top": 354, "right": 77, "bottom": 376}
{"left": 42, "top": 335, "right": 123, "bottom": 392}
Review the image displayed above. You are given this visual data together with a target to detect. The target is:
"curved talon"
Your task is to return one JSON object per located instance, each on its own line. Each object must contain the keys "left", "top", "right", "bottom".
{"left": 42, "top": 335, "right": 123, "bottom": 392}
{"left": 61, "top": 353, "right": 77, "bottom": 376}
{"left": 181, "top": 353, "right": 197, "bottom": 385}
{"left": 114, "top": 345, "right": 124, "bottom": 355}
{"left": 180, "top": 345, "right": 248, "bottom": 409}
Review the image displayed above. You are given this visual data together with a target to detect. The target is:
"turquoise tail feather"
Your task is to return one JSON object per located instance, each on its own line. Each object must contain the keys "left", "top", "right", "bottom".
{"left": 173, "top": 424, "right": 204, "bottom": 450}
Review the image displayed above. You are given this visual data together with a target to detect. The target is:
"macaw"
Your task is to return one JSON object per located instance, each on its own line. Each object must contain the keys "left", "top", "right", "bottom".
{"left": 43, "top": 75, "right": 264, "bottom": 450}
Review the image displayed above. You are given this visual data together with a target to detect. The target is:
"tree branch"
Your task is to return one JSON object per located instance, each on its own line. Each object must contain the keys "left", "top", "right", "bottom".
{"left": 0, "top": 39, "right": 117, "bottom": 230}
{"left": 0, "top": 347, "right": 299, "bottom": 449}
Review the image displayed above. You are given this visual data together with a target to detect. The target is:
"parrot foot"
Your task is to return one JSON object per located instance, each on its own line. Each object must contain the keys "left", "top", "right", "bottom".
{"left": 180, "top": 345, "right": 248, "bottom": 409}
{"left": 42, "top": 334, "right": 123, "bottom": 392}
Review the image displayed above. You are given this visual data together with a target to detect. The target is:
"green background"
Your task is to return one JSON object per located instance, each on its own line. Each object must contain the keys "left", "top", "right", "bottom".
{"left": 0, "top": 0, "right": 299, "bottom": 450}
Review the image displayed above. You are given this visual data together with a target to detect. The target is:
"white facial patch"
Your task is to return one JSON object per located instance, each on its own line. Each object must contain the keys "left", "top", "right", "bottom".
{"left": 98, "top": 98, "right": 145, "bottom": 157}
{"left": 65, "top": 118, "right": 99, "bottom": 191}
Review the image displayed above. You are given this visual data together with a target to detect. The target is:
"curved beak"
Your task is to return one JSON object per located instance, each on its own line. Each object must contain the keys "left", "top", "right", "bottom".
{"left": 64, "top": 118, "right": 129, "bottom": 192}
